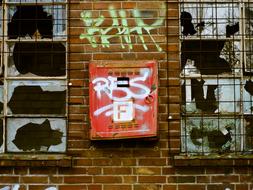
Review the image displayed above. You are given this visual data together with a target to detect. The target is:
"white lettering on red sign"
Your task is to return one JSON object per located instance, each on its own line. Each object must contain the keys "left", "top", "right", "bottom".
{"left": 93, "top": 68, "right": 151, "bottom": 117}
{"left": 113, "top": 101, "right": 134, "bottom": 122}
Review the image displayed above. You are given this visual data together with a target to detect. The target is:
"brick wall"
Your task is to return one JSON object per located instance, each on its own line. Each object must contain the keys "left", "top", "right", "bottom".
{"left": 0, "top": 1, "right": 252, "bottom": 190}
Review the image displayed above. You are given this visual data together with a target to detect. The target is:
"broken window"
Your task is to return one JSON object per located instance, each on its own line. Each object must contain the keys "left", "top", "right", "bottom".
{"left": 7, "top": 80, "right": 66, "bottom": 115}
{"left": 7, "top": 118, "right": 66, "bottom": 152}
{"left": 0, "top": 0, "right": 68, "bottom": 153}
{"left": 8, "top": 42, "right": 66, "bottom": 77}
{"left": 8, "top": 5, "right": 66, "bottom": 39}
{"left": 180, "top": 0, "right": 253, "bottom": 155}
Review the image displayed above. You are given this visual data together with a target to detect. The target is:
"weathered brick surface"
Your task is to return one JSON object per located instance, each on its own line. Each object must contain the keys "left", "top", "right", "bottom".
{"left": 0, "top": 1, "right": 252, "bottom": 190}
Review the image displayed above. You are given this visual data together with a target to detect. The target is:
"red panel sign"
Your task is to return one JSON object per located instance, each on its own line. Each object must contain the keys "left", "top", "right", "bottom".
{"left": 89, "top": 61, "right": 158, "bottom": 140}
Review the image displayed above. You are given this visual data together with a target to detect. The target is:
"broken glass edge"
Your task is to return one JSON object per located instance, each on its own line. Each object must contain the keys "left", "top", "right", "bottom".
{"left": 6, "top": 117, "right": 67, "bottom": 153}
{"left": 181, "top": 116, "right": 241, "bottom": 154}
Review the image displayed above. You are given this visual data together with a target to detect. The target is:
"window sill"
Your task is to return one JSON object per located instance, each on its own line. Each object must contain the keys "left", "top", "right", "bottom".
{"left": 0, "top": 154, "right": 72, "bottom": 167}
{"left": 174, "top": 154, "right": 253, "bottom": 166}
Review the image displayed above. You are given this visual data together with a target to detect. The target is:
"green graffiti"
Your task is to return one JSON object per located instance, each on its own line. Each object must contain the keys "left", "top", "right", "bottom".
{"left": 80, "top": 6, "right": 164, "bottom": 52}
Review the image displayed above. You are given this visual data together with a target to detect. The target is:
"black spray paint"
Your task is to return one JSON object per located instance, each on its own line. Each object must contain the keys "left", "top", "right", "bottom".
{"left": 12, "top": 119, "right": 63, "bottom": 151}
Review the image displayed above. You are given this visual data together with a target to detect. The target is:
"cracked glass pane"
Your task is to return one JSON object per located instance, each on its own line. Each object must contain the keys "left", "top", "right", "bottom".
{"left": 182, "top": 79, "right": 241, "bottom": 114}
{"left": 6, "top": 118, "right": 66, "bottom": 152}
{"left": 0, "top": 82, "right": 3, "bottom": 115}
{"left": 8, "top": 5, "right": 66, "bottom": 39}
{"left": 245, "top": 5, "right": 253, "bottom": 37}
{"left": 181, "top": 40, "right": 240, "bottom": 75}
{"left": 244, "top": 115, "right": 253, "bottom": 152}
{"left": 7, "top": 42, "right": 66, "bottom": 77}
{"left": 180, "top": 3, "right": 239, "bottom": 38}
{"left": 245, "top": 40, "right": 253, "bottom": 74}
{"left": 243, "top": 79, "right": 253, "bottom": 114}
{"left": 0, "top": 119, "right": 3, "bottom": 153}
{"left": 181, "top": 117, "right": 241, "bottom": 154}
{"left": 7, "top": 80, "right": 66, "bottom": 115}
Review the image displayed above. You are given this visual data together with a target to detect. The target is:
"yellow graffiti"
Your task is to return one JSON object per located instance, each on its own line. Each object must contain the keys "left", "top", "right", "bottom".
{"left": 80, "top": 6, "right": 164, "bottom": 52}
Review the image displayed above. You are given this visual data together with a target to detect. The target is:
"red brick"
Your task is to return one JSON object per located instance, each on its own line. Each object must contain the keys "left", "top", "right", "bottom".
{"left": 178, "top": 185, "right": 205, "bottom": 190}
{"left": 59, "top": 185, "right": 87, "bottom": 190}
{"left": 104, "top": 185, "right": 131, "bottom": 190}
{"left": 93, "top": 176, "right": 122, "bottom": 183}
{"left": 138, "top": 176, "right": 166, "bottom": 183}
{"left": 21, "top": 176, "right": 48, "bottom": 183}
{"left": 64, "top": 176, "right": 92, "bottom": 183}
{"left": 0, "top": 176, "right": 19, "bottom": 183}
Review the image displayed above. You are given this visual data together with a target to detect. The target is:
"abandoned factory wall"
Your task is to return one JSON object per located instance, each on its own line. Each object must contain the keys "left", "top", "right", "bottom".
{"left": 0, "top": 0, "right": 251, "bottom": 190}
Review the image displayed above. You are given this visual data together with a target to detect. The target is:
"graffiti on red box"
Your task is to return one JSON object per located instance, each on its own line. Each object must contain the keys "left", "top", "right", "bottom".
{"left": 89, "top": 61, "right": 158, "bottom": 139}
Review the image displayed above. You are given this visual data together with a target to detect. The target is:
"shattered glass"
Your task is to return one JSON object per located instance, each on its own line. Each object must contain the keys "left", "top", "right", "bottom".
{"left": 6, "top": 118, "right": 66, "bottom": 152}
{"left": 7, "top": 42, "right": 66, "bottom": 77}
{"left": 245, "top": 40, "right": 253, "bottom": 74}
{"left": 181, "top": 3, "right": 239, "bottom": 38}
{"left": 180, "top": 1, "right": 253, "bottom": 155}
{"left": 8, "top": 5, "right": 66, "bottom": 39}
{"left": 182, "top": 79, "right": 241, "bottom": 114}
{"left": 7, "top": 80, "right": 66, "bottom": 115}
{"left": 245, "top": 6, "right": 253, "bottom": 37}
{"left": 181, "top": 117, "right": 240, "bottom": 154}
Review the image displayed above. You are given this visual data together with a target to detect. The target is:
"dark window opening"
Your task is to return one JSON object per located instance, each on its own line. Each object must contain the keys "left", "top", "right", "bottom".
{"left": 8, "top": 85, "right": 66, "bottom": 115}
{"left": 12, "top": 119, "right": 63, "bottom": 151}
{"left": 12, "top": 42, "right": 66, "bottom": 76}
{"left": 8, "top": 5, "right": 53, "bottom": 39}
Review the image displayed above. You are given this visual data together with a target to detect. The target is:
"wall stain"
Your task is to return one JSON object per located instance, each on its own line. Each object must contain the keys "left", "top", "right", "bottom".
{"left": 12, "top": 119, "right": 63, "bottom": 151}
{"left": 13, "top": 42, "right": 65, "bottom": 76}
{"left": 8, "top": 5, "right": 53, "bottom": 39}
{"left": 8, "top": 86, "right": 66, "bottom": 115}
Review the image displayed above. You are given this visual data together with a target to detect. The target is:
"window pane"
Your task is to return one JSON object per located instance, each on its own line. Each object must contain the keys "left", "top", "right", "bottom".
{"left": 182, "top": 78, "right": 241, "bottom": 114}
{"left": 245, "top": 4, "right": 253, "bottom": 37}
{"left": 7, "top": 42, "right": 66, "bottom": 77}
{"left": 7, "top": 80, "right": 66, "bottom": 115}
{"left": 181, "top": 117, "right": 241, "bottom": 154}
{"left": 180, "top": 3, "right": 239, "bottom": 38}
{"left": 7, "top": 5, "right": 66, "bottom": 39}
{"left": 244, "top": 40, "right": 253, "bottom": 74}
{"left": 6, "top": 118, "right": 66, "bottom": 152}
{"left": 0, "top": 119, "right": 3, "bottom": 153}
{"left": 181, "top": 40, "right": 241, "bottom": 75}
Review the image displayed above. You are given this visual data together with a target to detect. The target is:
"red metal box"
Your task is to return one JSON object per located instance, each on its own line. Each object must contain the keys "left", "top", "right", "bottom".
{"left": 89, "top": 61, "right": 158, "bottom": 140}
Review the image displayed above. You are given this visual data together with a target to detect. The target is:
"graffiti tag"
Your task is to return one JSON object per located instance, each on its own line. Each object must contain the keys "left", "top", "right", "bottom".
{"left": 92, "top": 69, "right": 151, "bottom": 117}
{"left": 80, "top": 6, "right": 164, "bottom": 52}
